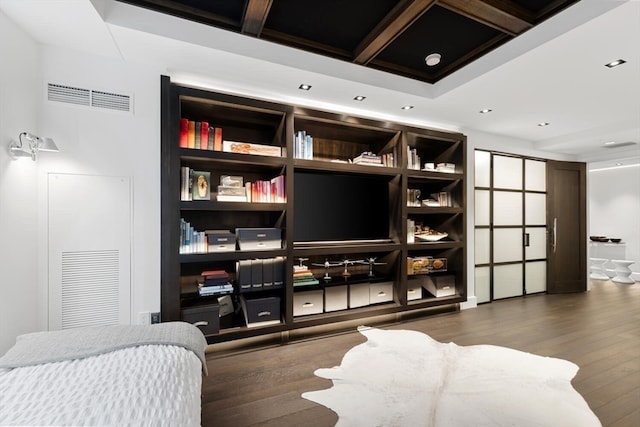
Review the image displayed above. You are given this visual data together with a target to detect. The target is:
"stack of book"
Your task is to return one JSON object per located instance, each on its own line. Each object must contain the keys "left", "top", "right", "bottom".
{"left": 179, "top": 119, "right": 222, "bottom": 151}
{"left": 294, "top": 130, "right": 314, "bottom": 159}
{"left": 353, "top": 151, "right": 382, "bottom": 166}
{"left": 199, "top": 270, "right": 233, "bottom": 297}
{"left": 293, "top": 265, "right": 319, "bottom": 287}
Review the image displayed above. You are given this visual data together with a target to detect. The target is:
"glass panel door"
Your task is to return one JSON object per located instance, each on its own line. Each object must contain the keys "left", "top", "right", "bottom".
{"left": 474, "top": 151, "right": 547, "bottom": 303}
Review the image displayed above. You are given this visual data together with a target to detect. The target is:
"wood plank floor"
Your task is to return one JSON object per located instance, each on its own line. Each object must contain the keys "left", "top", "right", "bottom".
{"left": 202, "top": 280, "right": 640, "bottom": 427}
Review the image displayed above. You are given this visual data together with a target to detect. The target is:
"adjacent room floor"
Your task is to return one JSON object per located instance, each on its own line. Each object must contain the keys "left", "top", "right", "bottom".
{"left": 202, "top": 280, "right": 640, "bottom": 427}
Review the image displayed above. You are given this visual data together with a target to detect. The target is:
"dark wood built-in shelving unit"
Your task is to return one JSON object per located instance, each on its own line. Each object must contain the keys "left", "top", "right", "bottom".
{"left": 161, "top": 75, "right": 467, "bottom": 344}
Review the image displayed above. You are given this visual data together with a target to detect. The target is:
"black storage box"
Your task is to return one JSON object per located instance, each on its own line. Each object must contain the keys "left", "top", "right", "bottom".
{"left": 240, "top": 294, "right": 281, "bottom": 327}
{"left": 236, "top": 228, "right": 281, "bottom": 251}
{"left": 181, "top": 303, "right": 220, "bottom": 335}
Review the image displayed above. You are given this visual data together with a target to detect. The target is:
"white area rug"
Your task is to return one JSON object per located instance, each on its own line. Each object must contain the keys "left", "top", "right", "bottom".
{"left": 302, "top": 326, "right": 601, "bottom": 427}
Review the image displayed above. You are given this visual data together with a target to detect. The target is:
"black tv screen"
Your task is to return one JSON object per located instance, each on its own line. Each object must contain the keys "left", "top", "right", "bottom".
{"left": 293, "top": 171, "right": 390, "bottom": 244}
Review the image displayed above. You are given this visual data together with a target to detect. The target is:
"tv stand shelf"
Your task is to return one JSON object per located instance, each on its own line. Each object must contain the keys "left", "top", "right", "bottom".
{"left": 161, "top": 76, "right": 467, "bottom": 344}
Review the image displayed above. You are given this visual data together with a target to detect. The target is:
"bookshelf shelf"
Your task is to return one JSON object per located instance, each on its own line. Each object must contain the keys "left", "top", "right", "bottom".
{"left": 161, "top": 76, "right": 467, "bottom": 343}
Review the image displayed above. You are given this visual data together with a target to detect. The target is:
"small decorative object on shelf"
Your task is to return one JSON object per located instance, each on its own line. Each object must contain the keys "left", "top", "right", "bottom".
{"left": 191, "top": 170, "right": 211, "bottom": 200}
{"left": 436, "top": 163, "right": 456, "bottom": 173}
{"left": 414, "top": 224, "right": 448, "bottom": 242}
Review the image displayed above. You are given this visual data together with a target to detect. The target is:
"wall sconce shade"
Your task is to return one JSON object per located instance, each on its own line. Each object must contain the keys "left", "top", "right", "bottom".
{"left": 9, "top": 132, "right": 59, "bottom": 161}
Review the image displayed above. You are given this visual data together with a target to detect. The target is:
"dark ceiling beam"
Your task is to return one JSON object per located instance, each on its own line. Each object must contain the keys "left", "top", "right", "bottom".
{"left": 437, "top": 0, "right": 534, "bottom": 36}
{"left": 119, "top": 0, "right": 239, "bottom": 28}
{"left": 241, "top": 0, "right": 273, "bottom": 37}
{"left": 353, "top": 0, "right": 438, "bottom": 65}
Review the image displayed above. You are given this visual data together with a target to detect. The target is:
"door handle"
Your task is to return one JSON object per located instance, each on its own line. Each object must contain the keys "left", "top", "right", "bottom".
{"left": 552, "top": 217, "right": 557, "bottom": 253}
{"left": 524, "top": 233, "right": 530, "bottom": 247}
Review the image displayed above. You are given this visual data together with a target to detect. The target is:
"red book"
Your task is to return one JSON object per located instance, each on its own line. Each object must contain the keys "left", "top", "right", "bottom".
{"left": 200, "top": 121, "right": 209, "bottom": 150}
{"left": 187, "top": 121, "right": 195, "bottom": 149}
{"left": 179, "top": 118, "right": 189, "bottom": 148}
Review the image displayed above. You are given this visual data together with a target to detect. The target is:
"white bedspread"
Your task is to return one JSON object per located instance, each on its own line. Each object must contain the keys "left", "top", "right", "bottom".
{"left": 0, "top": 344, "right": 202, "bottom": 426}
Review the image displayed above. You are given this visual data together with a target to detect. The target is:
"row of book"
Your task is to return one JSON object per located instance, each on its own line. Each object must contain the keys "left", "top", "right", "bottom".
{"left": 180, "top": 167, "right": 286, "bottom": 203}
{"left": 407, "top": 147, "right": 421, "bottom": 170}
{"left": 179, "top": 119, "right": 223, "bottom": 150}
{"left": 180, "top": 218, "right": 207, "bottom": 254}
{"left": 294, "top": 130, "right": 314, "bottom": 159}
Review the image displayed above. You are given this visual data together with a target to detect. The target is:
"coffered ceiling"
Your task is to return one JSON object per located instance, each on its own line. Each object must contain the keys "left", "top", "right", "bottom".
{"left": 116, "top": 0, "right": 580, "bottom": 84}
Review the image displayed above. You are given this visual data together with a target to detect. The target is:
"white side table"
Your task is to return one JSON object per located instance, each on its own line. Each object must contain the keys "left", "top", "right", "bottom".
{"left": 611, "top": 260, "right": 635, "bottom": 284}
{"left": 590, "top": 258, "right": 609, "bottom": 280}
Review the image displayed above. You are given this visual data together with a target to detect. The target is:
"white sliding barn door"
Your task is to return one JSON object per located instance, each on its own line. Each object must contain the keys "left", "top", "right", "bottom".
{"left": 48, "top": 174, "right": 131, "bottom": 330}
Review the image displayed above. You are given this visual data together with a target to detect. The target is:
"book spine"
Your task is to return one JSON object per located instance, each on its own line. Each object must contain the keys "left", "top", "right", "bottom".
{"left": 194, "top": 122, "right": 201, "bottom": 149}
{"left": 200, "top": 121, "right": 209, "bottom": 150}
{"left": 213, "top": 127, "right": 222, "bottom": 151}
{"left": 187, "top": 121, "right": 196, "bottom": 149}
{"left": 179, "top": 118, "right": 189, "bottom": 148}
{"left": 207, "top": 126, "right": 214, "bottom": 150}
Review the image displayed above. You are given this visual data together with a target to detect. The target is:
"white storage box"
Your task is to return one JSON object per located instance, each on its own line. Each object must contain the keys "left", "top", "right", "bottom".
{"left": 407, "top": 278, "right": 423, "bottom": 301}
{"left": 293, "top": 289, "right": 324, "bottom": 316}
{"left": 369, "top": 281, "right": 393, "bottom": 304}
{"left": 423, "top": 275, "right": 456, "bottom": 297}
{"left": 349, "top": 283, "right": 370, "bottom": 308}
{"left": 325, "top": 285, "right": 348, "bottom": 312}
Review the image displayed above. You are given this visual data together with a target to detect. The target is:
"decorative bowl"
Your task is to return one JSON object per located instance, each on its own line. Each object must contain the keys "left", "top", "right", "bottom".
{"left": 415, "top": 233, "right": 448, "bottom": 242}
{"left": 609, "top": 238, "right": 622, "bottom": 243}
{"left": 589, "top": 236, "right": 607, "bottom": 242}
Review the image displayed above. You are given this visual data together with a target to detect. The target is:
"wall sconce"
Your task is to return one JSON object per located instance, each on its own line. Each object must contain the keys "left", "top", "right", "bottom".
{"left": 9, "top": 132, "right": 59, "bottom": 161}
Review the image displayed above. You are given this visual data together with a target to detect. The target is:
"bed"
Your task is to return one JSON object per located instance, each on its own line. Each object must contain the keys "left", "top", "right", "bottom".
{"left": 0, "top": 321, "right": 207, "bottom": 426}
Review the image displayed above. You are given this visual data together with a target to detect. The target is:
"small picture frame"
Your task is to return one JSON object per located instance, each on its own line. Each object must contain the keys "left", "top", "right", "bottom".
{"left": 191, "top": 170, "right": 211, "bottom": 200}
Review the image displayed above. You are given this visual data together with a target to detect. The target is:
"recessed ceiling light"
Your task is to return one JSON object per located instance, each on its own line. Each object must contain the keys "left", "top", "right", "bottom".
{"left": 537, "top": 122, "right": 550, "bottom": 127}
{"left": 425, "top": 53, "right": 441, "bottom": 67}
{"left": 605, "top": 59, "right": 626, "bottom": 68}
{"left": 299, "top": 84, "right": 312, "bottom": 90}
{"left": 479, "top": 109, "right": 492, "bottom": 114}
{"left": 401, "top": 105, "right": 414, "bottom": 110}
{"left": 354, "top": 96, "right": 366, "bottom": 101}
{"left": 616, "top": 162, "right": 623, "bottom": 166}
{"left": 604, "top": 141, "right": 616, "bottom": 145}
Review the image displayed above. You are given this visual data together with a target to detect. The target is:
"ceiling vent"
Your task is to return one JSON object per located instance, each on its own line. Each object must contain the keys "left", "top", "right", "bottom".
{"left": 47, "top": 83, "right": 132, "bottom": 113}
{"left": 603, "top": 141, "right": 637, "bottom": 149}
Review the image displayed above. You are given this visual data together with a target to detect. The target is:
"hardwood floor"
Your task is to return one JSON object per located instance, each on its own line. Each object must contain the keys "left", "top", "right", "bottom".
{"left": 202, "top": 280, "right": 640, "bottom": 426}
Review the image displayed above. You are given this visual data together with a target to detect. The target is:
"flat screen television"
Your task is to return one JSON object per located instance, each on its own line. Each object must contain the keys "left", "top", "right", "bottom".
{"left": 293, "top": 171, "right": 390, "bottom": 244}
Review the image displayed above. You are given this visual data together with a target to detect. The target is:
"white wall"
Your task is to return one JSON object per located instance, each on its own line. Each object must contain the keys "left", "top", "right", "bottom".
{"left": 588, "top": 165, "right": 640, "bottom": 280}
{"left": 0, "top": 10, "right": 165, "bottom": 354}
{"left": 0, "top": 9, "right": 41, "bottom": 355}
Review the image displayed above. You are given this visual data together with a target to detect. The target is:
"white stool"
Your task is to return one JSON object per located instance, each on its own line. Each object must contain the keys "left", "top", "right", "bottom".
{"left": 589, "top": 257, "right": 609, "bottom": 280}
{"left": 611, "top": 259, "right": 635, "bottom": 284}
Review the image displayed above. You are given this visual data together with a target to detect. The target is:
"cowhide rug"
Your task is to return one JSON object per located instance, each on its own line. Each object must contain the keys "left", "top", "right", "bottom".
{"left": 302, "top": 326, "right": 601, "bottom": 427}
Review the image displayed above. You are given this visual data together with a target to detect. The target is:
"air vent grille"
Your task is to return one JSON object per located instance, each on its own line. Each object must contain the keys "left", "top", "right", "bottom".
{"left": 91, "top": 90, "right": 131, "bottom": 111}
{"left": 48, "top": 83, "right": 132, "bottom": 113}
{"left": 48, "top": 84, "right": 90, "bottom": 106}
{"left": 61, "top": 250, "right": 120, "bottom": 329}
